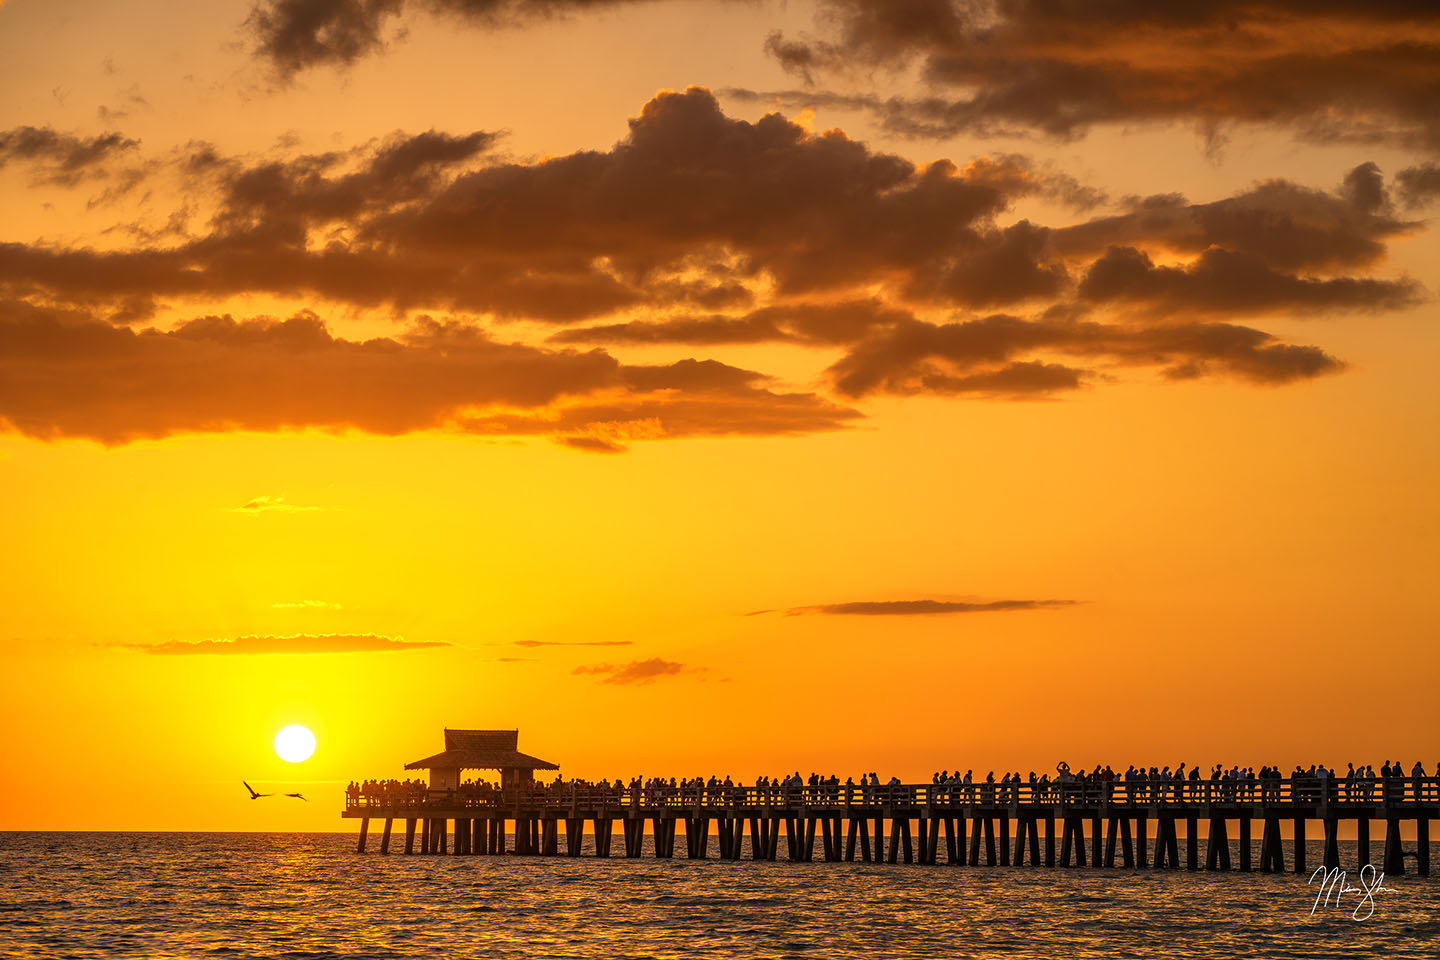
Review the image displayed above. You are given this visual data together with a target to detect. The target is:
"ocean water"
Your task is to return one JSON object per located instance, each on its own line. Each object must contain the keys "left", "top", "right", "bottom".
{"left": 0, "top": 833, "right": 1436, "bottom": 959}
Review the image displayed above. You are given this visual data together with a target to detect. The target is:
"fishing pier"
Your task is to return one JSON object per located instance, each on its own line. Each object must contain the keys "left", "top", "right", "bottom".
{"left": 344, "top": 729, "right": 1437, "bottom": 876}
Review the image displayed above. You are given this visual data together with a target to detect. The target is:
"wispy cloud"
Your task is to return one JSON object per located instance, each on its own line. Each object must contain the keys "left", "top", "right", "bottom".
{"left": 121, "top": 634, "right": 446, "bottom": 655}
{"left": 514, "top": 639, "right": 634, "bottom": 648}
{"left": 573, "top": 658, "right": 689, "bottom": 685}
{"left": 232, "top": 496, "right": 320, "bottom": 514}
{"left": 759, "top": 599, "right": 1078, "bottom": 616}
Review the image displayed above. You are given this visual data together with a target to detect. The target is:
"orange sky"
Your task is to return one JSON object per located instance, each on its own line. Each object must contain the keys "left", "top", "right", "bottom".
{"left": 0, "top": 0, "right": 1437, "bottom": 831}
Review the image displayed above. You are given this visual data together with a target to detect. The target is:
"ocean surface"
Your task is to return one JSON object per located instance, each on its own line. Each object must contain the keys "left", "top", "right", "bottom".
{"left": 0, "top": 833, "right": 1436, "bottom": 959}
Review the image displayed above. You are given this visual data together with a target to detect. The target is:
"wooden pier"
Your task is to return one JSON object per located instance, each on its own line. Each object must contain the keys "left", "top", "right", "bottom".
{"left": 344, "top": 777, "right": 1438, "bottom": 876}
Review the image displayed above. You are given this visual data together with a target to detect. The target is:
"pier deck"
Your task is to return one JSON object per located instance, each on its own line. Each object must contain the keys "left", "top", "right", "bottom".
{"left": 343, "top": 777, "right": 1438, "bottom": 875}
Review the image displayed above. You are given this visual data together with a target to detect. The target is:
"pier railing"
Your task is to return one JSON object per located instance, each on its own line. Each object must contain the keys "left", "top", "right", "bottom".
{"left": 344, "top": 776, "right": 1440, "bottom": 813}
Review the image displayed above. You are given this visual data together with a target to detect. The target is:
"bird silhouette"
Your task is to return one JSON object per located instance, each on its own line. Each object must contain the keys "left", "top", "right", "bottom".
{"left": 244, "top": 781, "right": 307, "bottom": 801}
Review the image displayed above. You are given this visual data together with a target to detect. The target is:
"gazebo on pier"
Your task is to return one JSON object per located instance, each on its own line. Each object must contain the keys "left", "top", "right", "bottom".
{"left": 404, "top": 728, "right": 559, "bottom": 790}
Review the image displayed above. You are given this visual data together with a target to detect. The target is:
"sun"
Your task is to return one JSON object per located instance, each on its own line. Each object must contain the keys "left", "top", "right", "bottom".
{"left": 274, "top": 725, "right": 316, "bottom": 763}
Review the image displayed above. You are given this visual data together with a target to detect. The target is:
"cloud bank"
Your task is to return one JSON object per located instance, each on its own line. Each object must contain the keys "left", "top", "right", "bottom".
{"left": 124, "top": 633, "right": 447, "bottom": 654}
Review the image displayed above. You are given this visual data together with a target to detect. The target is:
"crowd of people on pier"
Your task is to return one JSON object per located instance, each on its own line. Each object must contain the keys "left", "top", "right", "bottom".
{"left": 345, "top": 761, "right": 1437, "bottom": 809}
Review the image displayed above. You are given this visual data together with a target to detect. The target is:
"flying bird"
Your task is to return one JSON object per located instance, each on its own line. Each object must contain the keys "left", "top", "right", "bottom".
{"left": 244, "top": 781, "right": 307, "bottom": 801}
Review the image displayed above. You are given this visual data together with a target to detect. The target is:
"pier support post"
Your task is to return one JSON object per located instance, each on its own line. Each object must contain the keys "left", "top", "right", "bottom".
{"left": 821, "top": 818, "right": 834, "bottom": 862}
{"left": 1186, "top": 817, "right": 1198, "bottom": 871}
{"left": 566, "top": 818, "right": 583, "bottom": 857}
{"left": 495, "top": 819, "right": 506, "bottom": 856}
{"left": 404, "top": 818, "right": 416, "bottom": 855}
{"left": 1091, "top": 817, "right": 1102, "bottom": 869}
{"left": 845, "top": 817, "right": 858, "bottom": 862}
{"left": 1059, "top": 817, "right": 1073, "bottom": 867}
{"left": 1206, "top": 817, "right": 1230, "bottom": 870}
{"left": 1418, "top": 818, "right": 1430, "bottom": 876}
{"left": 901, "top": 818, "right": 913, "bottom": 864}
{"left": 1383, "top": 819, "right": 1405, "bottom": 875}
{"left": 1104, "top": 817, "right": 1118, "bottom": 867}
{"left": 968, "top": 815, "right": 981, "bottom": 866}
{"left": 1260, "top": 817, "right": 1283, "bottom": 873}
{"left": 1044, "top": 816, "right": 1055, "bottom": 867}
{"left": 1292, "top": 818, "right": 1306, "bottom": 874}
{"left": 357, "top": 817, "right": 369, "bottom": 854}
{"left": 593, "top": 819, "right": 610, "bottom": 857}
{"left": 421, "top": 817, "right": 431, "bottom": 855}
{"left": 1136, "top": 816, "right": 1148, "bottom": 868}
{"left": 381, "top": 818, "right": 393, "bottom": 855}
{"left": 999, "top": 816, "right": 1010, "bottom": 866}
{"left": 1028, "top": 817, "right": 1041, "bottom": 867}
{"left": 805, "top": 817, "right": 818, "bottom": 862}
{"left": 1323, "top": 817, "right": 1339, "bottom": 871}
{"left": 1120, "top": 817, "right": 1133, "bottom": 868}
{"left": 858, "top": 817, "right": 871, "bottom": 862}
{"left": 1238, "top": 817, "right": 1250, "bottom": 872}
{"left": 1357, "top": 817, "right": 1370, "bottom": 869}
{"left": 944, "top": 817, "right": 957, "bottom": 864}
{"left": 928, "top": 817, "right": 941, "bottom": 865}
{"left": 543, "top": 819, "right": 558, "bottom": 856}
{"left": 982, "top": 816, "right": 996, "bottom": 866}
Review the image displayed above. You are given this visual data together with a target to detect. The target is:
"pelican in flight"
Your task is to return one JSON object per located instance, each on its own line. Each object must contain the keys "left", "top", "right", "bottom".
{"left": 244, "top": 781, "right": 308, "bottom": 801}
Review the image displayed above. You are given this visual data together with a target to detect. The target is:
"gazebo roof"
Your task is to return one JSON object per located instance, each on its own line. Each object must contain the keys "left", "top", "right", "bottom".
{"left": 403, "top": 728, "right": 559, "bottom": 772}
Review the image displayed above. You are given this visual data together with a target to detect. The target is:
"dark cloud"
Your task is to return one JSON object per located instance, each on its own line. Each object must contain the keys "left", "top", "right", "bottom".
{"left": 4, "top": 91, "right": 1414, "bottom": 338}
{"left": 782, "top": 599, "right": 1077, "bottom": 615}
{"left": 551, "top": 299, "right": 912, "bottom": 346}
{"left": 0, "top": 302, "right": 856, "bottom": 446}
{"left": 0, "top": 91, "right": 1042, "bottom": 320}
{"left": 0, "top": 125, "right": 138, "bottom": 185}
{"left": 761, "top": 1, "right": 1440, "bottom": 150}
{"left": 1396, "top": 163, "right": 1440, "bottom": 208}
{"left": 513, "top": 639, "right": 634, "bottom": 647}
{"left": 124, "top": 633, "right": 446, "bottom": 654}
{"left": 827, "top": 315, "right": 1344, "bottom": 399}
{"left": 247, "top": 0, "right": 662, "bottom": 77}
{"left": 1077, "top": 246, "right": 1421, "bottom": 315}
{"left": 572, "top": 657, "right": 688, "bottom": 684}
{"left": 1052, "top": 166, "right": 1420, "bottom": 272}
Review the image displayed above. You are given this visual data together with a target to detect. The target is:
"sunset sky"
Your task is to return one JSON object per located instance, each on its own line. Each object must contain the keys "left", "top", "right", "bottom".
{"left": 1, "top": 0, "right": 1437, "bottom": 831}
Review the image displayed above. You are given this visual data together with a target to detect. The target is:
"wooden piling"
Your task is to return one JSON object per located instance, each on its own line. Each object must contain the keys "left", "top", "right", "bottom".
{"left": 1417, "top": 818, "right": 1429, "bottom": 876}
{"left": 1323, "top": 817, "right": 1339, "bottom": 871}
{"left": 404, "top": 818, "right": 416, "bottom": 855}
{"left": 1238, "top": 816, "right": 1250, "bottom": 871}
{"left": 1104, "top": 817, "right": 1118, "bottom": 868}
{"left": 381, "top": 818, "right": 393, "bottom": 855}
{"left": 1090, "top": 816, "right": 1102, "bottom": 869}
{"left": 999, "top": 816, "right": 1011, "bottom": 867}
{"left": 1292, "top": 818, "right": 1306, "bottom": 874}
{"left": 593, "top": 818, "right": 610, "bottom": 857}
{"left": 1120, "top": 817, "right": 1133, "bottom": 868}
{"left": 1206, "top": 817, "right": 1230, "bottom": 870}
{"left": 1383, "top": 818, "right": 1404, "bottom": 875}
{"left": 1356, "top": 817, "right": 1369, "bottom": 869}
{"left": 1136, "top": 816, "right": 1148, "bottom": 868}
{"left": 1044, "top": 816, "right": 1055, "bottom": 867}
{"left": 1186, "top": 816, "right": 1198, "bottom": 871}
{"left": 356, "top": 817, "right": 369, "bottom": 854}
